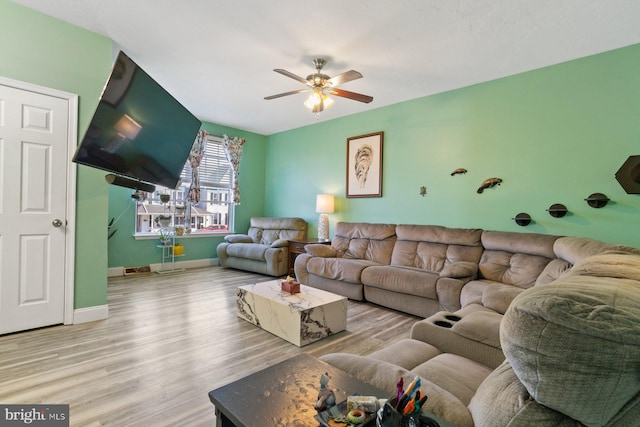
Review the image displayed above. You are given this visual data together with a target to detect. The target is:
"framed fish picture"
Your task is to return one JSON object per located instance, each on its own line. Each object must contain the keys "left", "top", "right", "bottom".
{"left": 346, "top": 131, "right": 383, "bottom": 198}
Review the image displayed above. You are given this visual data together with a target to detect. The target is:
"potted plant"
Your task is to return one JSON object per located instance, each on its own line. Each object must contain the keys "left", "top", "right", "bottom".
{"left": 155, "top": 215, "right": 172, "bottom": 228}
{"left": 159, "top": 228, "right": 173, "bottom": 245}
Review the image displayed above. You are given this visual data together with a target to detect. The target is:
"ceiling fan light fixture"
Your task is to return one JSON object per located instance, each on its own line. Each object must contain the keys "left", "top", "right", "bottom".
{"left": 304, "top": 90, "right": 323, "bottom": 109}
{"left": 311, "top": 102, "right": 323, "bottom": 114}
{"left": 323, "top": 93, "right": 334, "bottom": 108}
{"left": 304, "top": 90, "right": 334, "bottom": 114}
{"left": 267, "top": 58, "right": 372, "bottom": 114}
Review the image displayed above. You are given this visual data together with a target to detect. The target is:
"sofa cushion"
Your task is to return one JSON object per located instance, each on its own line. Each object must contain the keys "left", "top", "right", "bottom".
{"left": 270, "top": 239, "right": 288, "bottom": 248}
{"left": 481, "top": 230, "right": 559, "bottom": 259}
{"left": 461, "top": 281, "right": 525, "bottom": 314}
{"left": 367, "top": 338, "right": 442, "bottom": 370}
{"left": 501, "top": 259, "right": 640, "bottom": 426}
{"left": 534, "top": 258, "right": 572, "bottom": 286}
{"left": 552, "top": 236, "right": 617, "bottom": 265}
{"left": 412, "top": 353, "right": 493, "bottom": 406}
{"left": 334, "top": 221, "right": 397, "bottom": 240}
{"left": 225, "top": 243, "right": 268, "bottom": 261}
{"left": 319, "top": 353, "right": 475, "bottom": 427}
{"left": 224, "top": 234, "right": 253, "bottom": 243}
{"left": 319, "top": 353, "right": 410, "bottom": 397}
{"left": 391, "top": 225, "right": 484, "bottom": 273}
{"left": 331, "top": 222, "right": 397, "bottom": 264}
{"left": 459, "top": 280, "right": 487, "bottom": 307}
{"left": 246, "top": 217, "right": 307, "bottom": 245}
{"left": 440, "top": 261, "right": 478, "bottom": 278}
{"left": 305, "top": 244, "right": 337, "bottom": 257}
{"left": 361, "top": 265, "right": 439, "bottom": 299}
{"left": 395, "top": 224, "right": 483, "bottom": 247}
{"left": 343, "top": 237, "right": 396, "bottom": 264}
{"left": 479, "top": 231, "right": 559, "bottom": 288}
{"left": 481, "top": 283, "right": 525, "bottom": 314}
{"left": 479, "top": 251, "right": 554, "bottom": 288}
{"left": 305, "top": 257, "right": 379, "bottom": 283}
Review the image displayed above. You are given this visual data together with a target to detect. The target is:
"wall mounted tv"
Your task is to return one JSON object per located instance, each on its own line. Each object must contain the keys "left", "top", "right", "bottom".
{"left": 73, "top": 51, "right": 202, "bottom": 191}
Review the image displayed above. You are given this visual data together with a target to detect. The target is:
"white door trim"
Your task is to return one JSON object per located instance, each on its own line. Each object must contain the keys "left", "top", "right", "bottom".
{"left": 0, "top": 75, "right": 78, "bottom": 326}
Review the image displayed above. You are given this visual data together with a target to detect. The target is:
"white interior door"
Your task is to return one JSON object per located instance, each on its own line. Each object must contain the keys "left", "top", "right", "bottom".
{"left": 0, "top": 81, "right": 74, "bottom": 334}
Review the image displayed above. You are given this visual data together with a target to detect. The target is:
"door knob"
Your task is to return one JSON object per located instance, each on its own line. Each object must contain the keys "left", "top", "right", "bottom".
{"left": 52, "top": 219, "right": 63, "bottom": 228}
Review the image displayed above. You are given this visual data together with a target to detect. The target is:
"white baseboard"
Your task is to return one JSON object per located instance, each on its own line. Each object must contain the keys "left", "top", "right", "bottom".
{"left": 108, "top": 258, "right": 219, "bottom": 277}
{"left": 150, "top": 257, "right": 218, "bottom": 272}
{"left": 74, "top": 304, "right": 109, "bottom": 324}
{"left": 107, "top": 266, "right": 124, "bottom": 277}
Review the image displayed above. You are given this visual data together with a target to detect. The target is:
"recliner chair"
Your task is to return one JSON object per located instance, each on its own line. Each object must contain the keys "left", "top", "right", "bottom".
{"left": 217, "top": 217, "right": 307, "bottom": 276}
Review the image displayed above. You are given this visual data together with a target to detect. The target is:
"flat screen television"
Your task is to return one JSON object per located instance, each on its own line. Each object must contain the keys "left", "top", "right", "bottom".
{"left": 73, "top": 51, "right": 202, "bottom": 190}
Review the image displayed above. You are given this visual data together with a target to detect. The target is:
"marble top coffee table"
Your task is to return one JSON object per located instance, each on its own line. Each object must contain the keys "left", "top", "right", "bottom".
{"left": 237, "top": 280, "right": 347, "bottom": 347}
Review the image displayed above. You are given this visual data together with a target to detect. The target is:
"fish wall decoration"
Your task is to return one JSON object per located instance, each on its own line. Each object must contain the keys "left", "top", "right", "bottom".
{"left": 450, "top": 168, "right": 467, "bottom": 176}
{"left": 477, "top": 178, "right": 503, "bottom": 194}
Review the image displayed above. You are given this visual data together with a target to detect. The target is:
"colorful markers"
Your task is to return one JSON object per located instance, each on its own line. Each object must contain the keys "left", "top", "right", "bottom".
{"left": 395, "top": 376, "right": 427, "bottom": 415}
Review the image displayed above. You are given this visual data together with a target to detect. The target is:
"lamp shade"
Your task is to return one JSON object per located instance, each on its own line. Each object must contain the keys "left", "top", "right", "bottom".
{"left": 316, "top": 194, "right": 334, "bottom": 214}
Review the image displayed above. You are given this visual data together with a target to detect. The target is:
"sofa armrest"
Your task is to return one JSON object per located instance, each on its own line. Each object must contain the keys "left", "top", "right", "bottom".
{"left": 263, "top": 246, "right": 288, "bottom": 276}
{"left": 294, "top": 253, "right": 312, "bottom": 284}
{"left": 270, "top": 239, "right": 288, "bottom": 248}
{"left": 305, "top": 244, "right": 337, "bottom": 257}
{"left": 224, "top": 234, "right": 253, "bottom": 243}
{"left": 440, "top": 261, "right": 478, "bottom": 279}
{"left": 216, "top": 242, "right": 230, "bottom": 266}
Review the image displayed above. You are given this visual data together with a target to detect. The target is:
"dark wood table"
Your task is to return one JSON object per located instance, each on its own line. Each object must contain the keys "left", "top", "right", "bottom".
{"left": 208, "top": 354, "right": 387, "bottom": 427}
{"left": 209, "top": 354, "right": 458, "bottom": 427}
{"left": 288, "top": 238, "right": 331, "bottom": 276}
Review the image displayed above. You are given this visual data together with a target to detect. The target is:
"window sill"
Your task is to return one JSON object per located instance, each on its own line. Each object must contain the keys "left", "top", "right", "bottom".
{"left": 134, "top": 231, "right": 233, "bottom": 240}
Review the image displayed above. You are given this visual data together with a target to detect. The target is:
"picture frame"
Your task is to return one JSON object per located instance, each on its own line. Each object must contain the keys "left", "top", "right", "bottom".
{"left": 346, "top": 131, "right": 383, "bottom": 198}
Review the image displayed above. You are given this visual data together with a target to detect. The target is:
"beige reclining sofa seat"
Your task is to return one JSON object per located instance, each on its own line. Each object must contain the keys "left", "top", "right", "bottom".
{"left": 217, "top": 217, "right": 307, "bottom": 276}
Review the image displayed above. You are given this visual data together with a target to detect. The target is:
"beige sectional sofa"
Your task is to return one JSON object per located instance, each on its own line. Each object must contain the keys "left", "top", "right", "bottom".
{"left": 217, "top": 217, "right": 307, "bottom": 276}
{"left": 295, "top": 222, "right": 580, "bottom": 318}
{"left": 295, "top": 222, "right": 640, "bottom": 425}
{"left": 320, "top": 250, "right": 640, "bottom": 426}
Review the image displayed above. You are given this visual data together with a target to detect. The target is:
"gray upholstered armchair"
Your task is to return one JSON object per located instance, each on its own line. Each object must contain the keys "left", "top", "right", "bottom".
{"left": 216, "top": 217, "right": 307, "bottom": 276}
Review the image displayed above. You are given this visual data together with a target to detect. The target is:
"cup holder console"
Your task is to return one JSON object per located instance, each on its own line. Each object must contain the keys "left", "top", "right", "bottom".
{"left": 433, "top": 313, "right": 463, "bottom": 328}
{"left": 434, "top": 320, "right": 453, "bottom": 328}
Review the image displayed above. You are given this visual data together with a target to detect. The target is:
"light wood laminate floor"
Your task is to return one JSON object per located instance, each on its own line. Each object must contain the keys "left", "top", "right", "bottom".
{"left": 0, "top": 267, "right": 418, "bottom": 426}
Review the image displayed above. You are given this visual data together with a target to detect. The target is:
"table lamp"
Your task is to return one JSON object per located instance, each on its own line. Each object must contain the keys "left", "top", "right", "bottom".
{"left": 316, "top": 194, "right": 334, "bottom": 240}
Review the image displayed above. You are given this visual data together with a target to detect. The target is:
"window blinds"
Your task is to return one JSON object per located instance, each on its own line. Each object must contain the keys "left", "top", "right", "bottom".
{"left": 181, "top": 135, "right": 232, "bottom": 188}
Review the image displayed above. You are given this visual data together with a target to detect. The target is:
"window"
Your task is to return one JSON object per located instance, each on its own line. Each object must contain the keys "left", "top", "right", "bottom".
{"left": 135, "top": 135, "right": 234, "bottom": 235}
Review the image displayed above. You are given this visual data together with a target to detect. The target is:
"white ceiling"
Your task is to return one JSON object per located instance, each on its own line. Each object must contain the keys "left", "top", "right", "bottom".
{"left": 11, "top": 0, "right": 640, "bottom": 135}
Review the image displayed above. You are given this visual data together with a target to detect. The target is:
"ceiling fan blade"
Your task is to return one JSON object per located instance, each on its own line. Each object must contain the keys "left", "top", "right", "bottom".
{"left": 273, "top": 69, "right": 309, "bottom": 85}
{"left": 264, "top": 88, "right": 310, "bottom": 100}
{"left": 328, "top": 88, "right": 373, "bottom": 104}
{"left": 328, "top": 70, "right": 363, "bottom": 87}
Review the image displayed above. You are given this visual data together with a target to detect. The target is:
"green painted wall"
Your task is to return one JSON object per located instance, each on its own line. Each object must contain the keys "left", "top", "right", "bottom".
{"left": 265, "top": 44, "right": 640, "bottom": 247}
{"left": 107, "top": 122, "right": 267, "bottom": 268}
{"left": 9, "top": 0, "right": 637, "bottom": 310}
{"left": 0, "top": 0, "right": 113, "bottom": 308}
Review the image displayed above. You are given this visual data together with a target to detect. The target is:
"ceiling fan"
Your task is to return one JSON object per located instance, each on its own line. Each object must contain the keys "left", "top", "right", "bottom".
{"left": 264, "top": 58, "right": 373, "bottom": 114}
